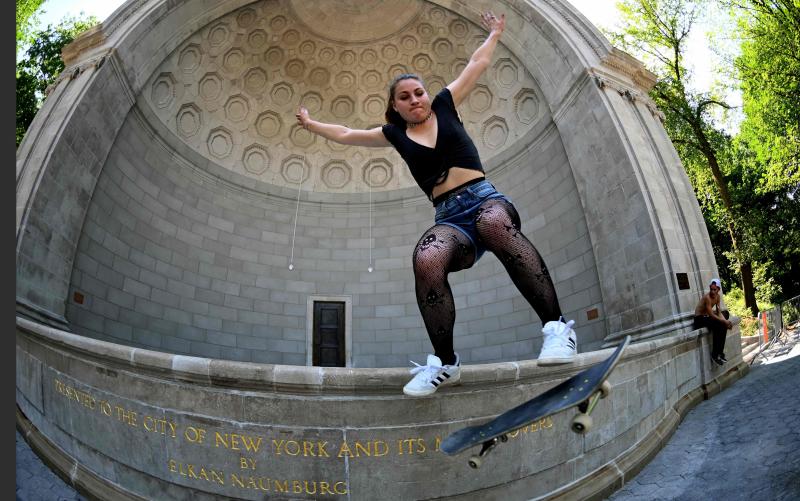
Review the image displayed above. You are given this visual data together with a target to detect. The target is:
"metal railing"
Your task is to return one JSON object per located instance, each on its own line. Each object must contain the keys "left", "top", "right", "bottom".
{"left": 781, "top": 294, "right": 800, "bottom": 330}
{"left": 750, "top": 294, "right": 800, "bottom": 364}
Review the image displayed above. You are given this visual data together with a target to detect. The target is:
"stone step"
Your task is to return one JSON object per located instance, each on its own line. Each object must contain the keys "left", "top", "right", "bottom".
{"left": 742, "top": 337, "right": 762, "bottom": 364}
{"left": 741, "top": 335, "right": 759, "bottom": 348}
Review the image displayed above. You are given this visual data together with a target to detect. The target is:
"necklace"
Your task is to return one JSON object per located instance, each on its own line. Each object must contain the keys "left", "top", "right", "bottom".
{"left": 406, "top": 111, "right": 433, "bottom": 128}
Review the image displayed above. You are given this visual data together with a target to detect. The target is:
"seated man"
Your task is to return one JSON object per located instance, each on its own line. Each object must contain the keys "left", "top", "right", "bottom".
{"left": 693, "top": 278, "right": 733, "bottom": 365}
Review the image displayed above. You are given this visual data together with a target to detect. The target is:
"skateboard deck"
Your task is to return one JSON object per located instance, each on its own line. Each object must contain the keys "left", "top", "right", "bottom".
{"left": 440, "top": 336, "right": 630, "bottom": 466}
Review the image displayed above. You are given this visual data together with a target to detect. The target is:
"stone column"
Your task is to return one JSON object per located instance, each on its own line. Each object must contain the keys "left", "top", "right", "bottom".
{"left": 555, "top": 48, "right": 719, "bottom": 344}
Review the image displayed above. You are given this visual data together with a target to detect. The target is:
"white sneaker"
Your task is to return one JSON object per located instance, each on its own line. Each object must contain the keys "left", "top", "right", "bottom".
{"left": 403, "top": 353, "right": 461, "bottom": 397}
{"left": 538, "top": 318, "right": 577, "bottom": 365}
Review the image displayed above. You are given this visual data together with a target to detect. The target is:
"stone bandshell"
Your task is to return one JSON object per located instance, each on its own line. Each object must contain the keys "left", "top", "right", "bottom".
{"left": 15, "top": 2, "right": 733, "bottom": 497}
{"left": 143, "top": 0, "right": 547, "bottom": 194}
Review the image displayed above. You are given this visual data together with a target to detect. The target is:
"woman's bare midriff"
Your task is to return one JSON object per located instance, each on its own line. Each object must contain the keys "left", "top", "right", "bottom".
{"left": 431, "top": 167, "right": 486, "bottom": 199}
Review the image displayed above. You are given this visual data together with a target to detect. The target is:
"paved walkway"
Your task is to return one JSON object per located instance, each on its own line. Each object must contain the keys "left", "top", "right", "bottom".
{"left": 16, "top": 329, "right": 800, "bottom": 500}
{"left": 608, "top": 327, "right": 800, "bottom": 501}
{"left": 16, "top": 430, "right": 87, "bottom": 501}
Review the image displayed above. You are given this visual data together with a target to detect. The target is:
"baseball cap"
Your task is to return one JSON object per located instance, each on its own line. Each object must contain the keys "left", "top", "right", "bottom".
{"left": 710, "top": 278, "right": 721, "bottom": 289}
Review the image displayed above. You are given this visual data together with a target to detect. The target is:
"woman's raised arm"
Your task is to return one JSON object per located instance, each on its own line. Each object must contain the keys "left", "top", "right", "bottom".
{"left": 295, "top": 106, "right": 390, "bottom": 147}
{"left": 446, "top": 11, "right": 505, "bottom": 106}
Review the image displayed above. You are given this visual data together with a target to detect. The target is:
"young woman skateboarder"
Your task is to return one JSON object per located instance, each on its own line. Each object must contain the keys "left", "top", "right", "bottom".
{"left": 295, "top": 11, "right": 578, "bottom": 396}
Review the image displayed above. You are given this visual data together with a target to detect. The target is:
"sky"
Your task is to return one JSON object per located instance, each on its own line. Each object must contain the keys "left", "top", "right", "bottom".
{"left": 33, "top": 0, "right": 124, "bottom": 26}
{"left": 30, "top": 0, "right": 738, "bottom": 127}
{"left": 33, "top": 0, "right": 626, "bottom": 37}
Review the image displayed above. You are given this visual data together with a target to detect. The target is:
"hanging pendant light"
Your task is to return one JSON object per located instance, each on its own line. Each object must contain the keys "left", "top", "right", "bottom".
{"left": 288, "top": 157, "right": 304, "bottom": 271}
{"left": 368, "top": 178, "right": 374, "bottom": 273}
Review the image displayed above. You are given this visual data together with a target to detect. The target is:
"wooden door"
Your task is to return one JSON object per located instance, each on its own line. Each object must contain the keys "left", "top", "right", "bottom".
{"left": 313, "top": 301, "right": 345, "bottom": 367}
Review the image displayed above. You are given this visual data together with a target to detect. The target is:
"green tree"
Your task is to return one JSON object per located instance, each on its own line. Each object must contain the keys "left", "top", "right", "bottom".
{"left": 16, "top": 0, "right": 46, "bottom": 56}
{"left": 609, "top": 0, "right": 761, "bottom": 315}
{"left": 731, "top": 0, "right": 800, "bottom": 194}
{"left": 16, "top": 14, "right": 98, "bottom": 147}
{"left": 689, "top": 128, "right": 800, "bottom": 305}
{"left": 712, "top": 0, "right": 800, "bottom": 303}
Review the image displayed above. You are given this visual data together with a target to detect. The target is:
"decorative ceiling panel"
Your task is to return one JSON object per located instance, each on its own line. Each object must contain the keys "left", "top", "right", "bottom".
{"left": 142, "top": 0, "right": 548, "bottom": 193}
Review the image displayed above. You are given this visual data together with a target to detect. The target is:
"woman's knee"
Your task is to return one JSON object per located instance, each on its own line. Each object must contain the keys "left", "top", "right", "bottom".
{"left": 413, "top": 231, "right": 446, "bottom": 274}
{"left": 412, "top": 226, "right": 475, "bottom": 275}
{"left": 413, "top": 249, "right": 443, "bottom": 279}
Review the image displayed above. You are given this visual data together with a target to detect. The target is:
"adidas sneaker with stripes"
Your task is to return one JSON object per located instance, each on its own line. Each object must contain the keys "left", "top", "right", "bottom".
{"left": 537, "top": 318, "right": 578, "bottom": 365}
{"left": 402, "top": 318, "right": 577, "bottom": 396}
{"left": 403, "top": 353, "right": 461, "bottom": 397}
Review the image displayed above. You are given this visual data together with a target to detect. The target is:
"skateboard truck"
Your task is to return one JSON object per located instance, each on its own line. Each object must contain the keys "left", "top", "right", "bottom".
{"left": 441, "top": 336, "right": 629, "bottom": 469}
{"left": 571, "top": 380, "right": 612, "bottom": 434}
{"left": 469, "top": 434, "right": 508, "bottom": 469}
{"left": 466, "top": 380, "right": 612, "bottom": 469}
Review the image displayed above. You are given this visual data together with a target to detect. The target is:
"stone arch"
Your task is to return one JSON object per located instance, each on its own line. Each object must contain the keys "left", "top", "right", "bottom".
{"left": 16, "top": 0, "right": 717, "bottom": 363}
{"left": 16, "top": 1, "right": 735, "bottom": 499}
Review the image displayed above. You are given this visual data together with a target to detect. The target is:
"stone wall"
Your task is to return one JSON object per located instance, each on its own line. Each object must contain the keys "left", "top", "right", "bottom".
{"left": 16, "top": 315, "right": 746, "bottom": 500}
{"left": 65, "top": 103, "right": 602, "bottom": 366}
{"left": 16, "top": 1, "right": 742, "bottom": 498}
{"left": 17, "top": 0, "right": 719, "bottom": 361}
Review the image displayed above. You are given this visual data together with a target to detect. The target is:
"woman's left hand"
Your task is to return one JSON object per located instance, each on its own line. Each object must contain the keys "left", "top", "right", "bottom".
{"left": 295, "top": 106, "right": 311, "bottom": 130}
{"left": 480, "top": 11, "right": 505, "bottom": 35}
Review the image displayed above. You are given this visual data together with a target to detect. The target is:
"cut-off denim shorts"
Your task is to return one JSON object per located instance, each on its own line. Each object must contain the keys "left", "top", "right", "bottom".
{"left": 433, "top": 179, "right": 512, "bottom": 263}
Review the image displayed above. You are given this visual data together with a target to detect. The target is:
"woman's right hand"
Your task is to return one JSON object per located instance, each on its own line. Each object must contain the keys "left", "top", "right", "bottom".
{"left": 480, "top": 11, "right": 505, "bottom": 36}
{"left": 295, "top": 106, "right": 311, "bottom": 130}
{"left": 291, "top": 107, "right": 390, "bottom": 147}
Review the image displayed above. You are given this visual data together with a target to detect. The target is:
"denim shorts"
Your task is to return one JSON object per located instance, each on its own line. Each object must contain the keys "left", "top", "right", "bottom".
{"left": 433, "top": 179, "right": 512, "bottom": 263}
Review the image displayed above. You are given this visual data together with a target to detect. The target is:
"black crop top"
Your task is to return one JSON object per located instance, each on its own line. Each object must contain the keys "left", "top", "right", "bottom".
{"left": 382, "top": 88, "right": 484, "bottom": 199}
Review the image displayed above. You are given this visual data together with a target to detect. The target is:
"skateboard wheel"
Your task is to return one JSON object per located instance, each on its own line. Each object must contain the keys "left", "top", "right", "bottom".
{"left": 599, "top": 381, "right": 612, "bottom": 399}
{"left": 500, "top": 434, "right": 509, "bottom": 443}
{"left": 571, "top": 413, "right": 593, "bottom": 434}
{"left": 469, "top": 456, "right": 482, "bottom": 469}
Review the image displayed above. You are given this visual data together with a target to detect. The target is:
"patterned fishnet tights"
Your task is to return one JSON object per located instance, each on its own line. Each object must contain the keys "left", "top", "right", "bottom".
{"left": 413, "top": 198, "right": 562, "bottom": 365}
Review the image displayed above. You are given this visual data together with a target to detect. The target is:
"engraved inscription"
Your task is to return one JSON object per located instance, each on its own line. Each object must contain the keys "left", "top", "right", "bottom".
{"left": 51, "top": 376, "right": 557, "bottom": 497}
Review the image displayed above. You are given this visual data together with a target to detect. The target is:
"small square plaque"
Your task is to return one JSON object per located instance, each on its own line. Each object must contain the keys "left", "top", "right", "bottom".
{"left": 676, "top": 273, "right": 690, "bottom": 290}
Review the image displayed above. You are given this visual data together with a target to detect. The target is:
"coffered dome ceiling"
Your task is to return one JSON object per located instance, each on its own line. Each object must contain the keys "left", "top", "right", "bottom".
{"left": 143, "top": 0, "right": 548, "bottom": 193}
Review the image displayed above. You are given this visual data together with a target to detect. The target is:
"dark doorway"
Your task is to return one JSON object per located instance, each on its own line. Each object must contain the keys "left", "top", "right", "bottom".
{"left": 313, "top": 301, "right": 345, "bottom": 367}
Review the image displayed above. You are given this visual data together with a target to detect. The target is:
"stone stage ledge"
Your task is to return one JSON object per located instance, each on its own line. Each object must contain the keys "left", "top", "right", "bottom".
{"left": 16, "top": 315, "right": 746, "bottom": 500}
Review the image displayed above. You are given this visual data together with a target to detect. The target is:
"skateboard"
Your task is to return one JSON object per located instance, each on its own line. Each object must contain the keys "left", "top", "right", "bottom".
{"left": 440, "top": 336, "right": 630, "bottom": 468}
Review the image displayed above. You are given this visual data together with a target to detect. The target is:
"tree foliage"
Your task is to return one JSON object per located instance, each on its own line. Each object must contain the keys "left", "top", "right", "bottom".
{"left": 609, "top": 0, "right": 800, "bottom": 309}
{"left": 733, "top": 0, "right": 800, "bottom": 194}
{"left": 689, "top": 130, "right": 800, "bottom": 304}
{"left": 729, "top": 0, "right": 800, "bottom": 302}
{"left": 16, "top": 0, "right": 46, "bottom": 56}
{"left": 16, "top": 14, "right": 98, "bottom": 146}
{"left": 610, "top": 0, "right": 761, "bottom": 314}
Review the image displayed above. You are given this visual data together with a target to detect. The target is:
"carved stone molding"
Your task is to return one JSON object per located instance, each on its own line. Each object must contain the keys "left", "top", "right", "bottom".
{"left": 141, "top": 0, "right": 550, "bottom": 193}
